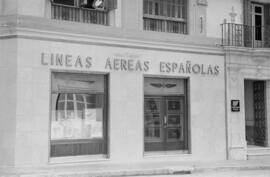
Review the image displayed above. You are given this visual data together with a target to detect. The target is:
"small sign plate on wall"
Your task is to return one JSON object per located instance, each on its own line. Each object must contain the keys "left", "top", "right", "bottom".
{"left": 231, "top": 100, "right": 240, "bottom": 112}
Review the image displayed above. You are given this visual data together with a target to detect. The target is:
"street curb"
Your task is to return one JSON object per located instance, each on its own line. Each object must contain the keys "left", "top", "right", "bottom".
{"left": 1, "top": 166, "right": 194, "bottom": 177}
{"left": 194, "top": 164, "right": 270, "bottom": 173}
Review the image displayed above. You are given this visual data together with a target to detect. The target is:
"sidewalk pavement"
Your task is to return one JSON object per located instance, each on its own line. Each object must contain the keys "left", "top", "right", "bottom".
{"left": 134, "top": 170, "right": 270, "bottom": 177}
{"left": 1, "top": 159, "right": 270, "bottom": 177}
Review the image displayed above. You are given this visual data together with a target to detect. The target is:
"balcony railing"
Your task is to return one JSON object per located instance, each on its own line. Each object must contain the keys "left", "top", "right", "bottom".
{"left": 143, "top": 15, "right": 187, "bottom": 34}
{"left": 51, "top": 3, "right": 108, "bottom": 25}
{"left": 221, "top": 23, "right": 270, "bottom": 48}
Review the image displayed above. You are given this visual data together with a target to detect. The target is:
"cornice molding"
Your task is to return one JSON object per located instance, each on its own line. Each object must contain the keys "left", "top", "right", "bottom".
{"left": 0, "top": 15, "right": 224, "bottom": 56}
{"left": 223, "top": 46, "right": 270, "bottom": 58}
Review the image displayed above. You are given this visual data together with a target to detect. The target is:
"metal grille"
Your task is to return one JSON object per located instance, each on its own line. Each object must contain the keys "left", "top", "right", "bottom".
{"left": 143, "top": 0, "right": 187, "bottom": 34}
{"left": 51, "top": 3, "right": 108, "bottom": 25}
{"left": 221, "top": 23, "right": 270, "bottom": 48}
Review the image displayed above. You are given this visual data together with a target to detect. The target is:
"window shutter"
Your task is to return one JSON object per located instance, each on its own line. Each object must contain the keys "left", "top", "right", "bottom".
{"left": 264, "top": 4, "right": 270, "bottom": 47}
{"left": 243, "top": 0, "right": 252, "bottom": 47}
{"left": 104, "top": 0, "right": 117, "bottom": 11}
{"left": 265, "top": 4, "right": 270, "bottom": 26}
{"left": 243, "top": 0, "right": 252, "bottom": 26}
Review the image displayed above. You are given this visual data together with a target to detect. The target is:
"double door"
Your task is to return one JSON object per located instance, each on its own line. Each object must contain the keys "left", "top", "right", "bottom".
{"left": 144, "top": 96, "right": 187, "bottom": 152}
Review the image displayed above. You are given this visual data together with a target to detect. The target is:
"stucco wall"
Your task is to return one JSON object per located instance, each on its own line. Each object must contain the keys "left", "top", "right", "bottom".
{"left": 1, "top": 0, "right": 18, "bottom": 15}
{"left": 1, "top": 0, "right": 48, "bottom": 17}
{"left": 12, "top": 38, "right": 226, "bottom": 166}
{"left": 0, "top": 39, "right": 17, "bottom": 166}
{"left": 207, "top": 0, "right": 243, "bottom": 38}
{"left": 0, "top": 0, "right": 244, "bottom": 39}
{"left": 17, "top": 0, "right": 46, "bottom": 17}
{"left": 225, "top": 47, "right": 270, "bottom": 160}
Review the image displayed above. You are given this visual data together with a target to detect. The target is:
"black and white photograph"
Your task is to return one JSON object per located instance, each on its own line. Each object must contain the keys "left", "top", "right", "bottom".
{"left": 0, "top": 0, "right": 270, "bottom": 176}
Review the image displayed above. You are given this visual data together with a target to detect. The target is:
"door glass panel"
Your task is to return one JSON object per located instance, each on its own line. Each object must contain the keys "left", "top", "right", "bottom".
{"left": 53, "top": 0, "right": 75, "bottom": 6}
{"left": 144, "top": 98, "right": 162, "bottom": 142}
{"left": 145, "top": 98, "right": 161, "bottom": 113}
{"left": 167, "top": 100, "right": 180, "bottom": 111}
{"left": 145, "top": 113, "right": 161, "bottom": 126}
{"left": 145, "top": 127, "right": 161, "bottom": 140}
{"left": 168, "top": 114, "right": 180, "bottom": 126}
{"left": 255, "top": 15, "right": 262, "bottom": 27}
{"left": 167, "top": 128, "right": 181, "bottom": 141}
{"left": 144, "top": 78, "right": 188, "bottom": 153}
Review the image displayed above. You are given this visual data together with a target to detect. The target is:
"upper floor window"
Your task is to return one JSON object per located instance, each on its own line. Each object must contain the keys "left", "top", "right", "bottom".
{"left": 143, "top": 0, "right": 187, "bottom": 34}
{"left": 51, "top": 0, "right": 117, "bottom": 25}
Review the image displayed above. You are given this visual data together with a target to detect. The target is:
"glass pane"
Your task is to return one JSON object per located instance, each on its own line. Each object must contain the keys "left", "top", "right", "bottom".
{"left": 255, "top": 15, "right": 262, "bottom": 41}
{"left": 167, "top": 128, "right": 181, "bottom": 140}
{"left": 145, "top": 113, "right": 161, "bottom": 126}
{"left": 77, "top": 102, "right": 85, "bottom": 110}
{"left": 76, "top": 94, "right": 84, "bottom": 102}
{"left": 58, "top": 93, "right": 65, "bottom": 101}
{"left": 145, "top": 98, "right": 160, "bottom": 113}
{"left": 143, "top": 0, "right": 148, "bottom": 14}
{"left": 255, "top": 6, "right": 262, "bottom": 13}
{"left": 149, "top": 1, "right": 153, "bottom": 14}
{"left": 255, "top": 15, "right": 262, "bottom": 26}
{"left": 168, "top": 114, "right": 180, "bottom": 126}
{"left": 155, "top": 2, "right": 159, "bottom": 15}
{"left": 53, "top": 0, "right": 75, "bottom": 6}
{"left": 51, "top": 93, "right": 104, "bottom": 140}
{"left": 66, "top": 101, "right": 74, "bottom": 110}
{"left": 51, "top": 73, "right": 107, "bottom": 157}
{"left": 145, "top": 127, "right": 161, "bottom": 139}
{"left": 86, "top": 95, "right": 96, "bottom": 104}
{"left": 67, "top": 93, "right": 73, "bottom": 101}
{"left": 57, "top": 102, "right": 65, "bottom": 110}
{"left": 167, "top": 100, "right": 180, "bottom": 111}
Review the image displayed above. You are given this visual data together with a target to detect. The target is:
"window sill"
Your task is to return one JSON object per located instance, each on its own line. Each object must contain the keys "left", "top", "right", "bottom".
{"left": 143, "top": 150, "right": 190, "bottom": 158}
{"left": 143, "top": 14, "right": 186, "bottom": 23}
{"left": 49, "top": 154, "right": 109, "bottom": 164}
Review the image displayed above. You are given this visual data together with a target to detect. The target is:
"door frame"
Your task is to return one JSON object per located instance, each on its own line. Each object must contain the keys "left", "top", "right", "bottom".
{"left": 251, "top": 3, "right": 265, "bottom": 44}
{"left": 144, "top": 95, "right": 186, "bottom": 152}
{"left": 244, "top": 79, "right": 269, "bottom": 148}
{"left": 143, "top": 77, "right": 190, "bottom": 155}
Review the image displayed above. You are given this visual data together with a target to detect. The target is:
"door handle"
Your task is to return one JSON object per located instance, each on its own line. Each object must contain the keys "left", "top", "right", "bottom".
{"left": 164, "top": 115, "right": 167, "bottom": 125}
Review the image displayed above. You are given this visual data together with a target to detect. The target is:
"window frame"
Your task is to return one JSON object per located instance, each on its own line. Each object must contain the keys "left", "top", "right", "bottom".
{"left": 49, "top": 71, "right": 109, "bottom": 160}
{"left": 50, "top": 0, "right": 111, "bottom": 25}
{"left": 143, "top": 0, "right": 188, "bottom": 34}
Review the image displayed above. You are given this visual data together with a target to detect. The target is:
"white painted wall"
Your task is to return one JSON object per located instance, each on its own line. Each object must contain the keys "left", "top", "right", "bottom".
{"left": 206, "top": 0, "right": 243, "bottom": 38}
{"left": 1, "top": 0, "right": 18, "bottom": 15}
{"left": 0, "top": 39, "right": 17, "bottom": 166}
{"left": 17, "top": 0, "right": 46, "bottom": 17}
{"left": 12, "top": 37, "right": 226, "bottom": 166}
{"left": 1, "top": 0, "right": 47, "bottom": 17}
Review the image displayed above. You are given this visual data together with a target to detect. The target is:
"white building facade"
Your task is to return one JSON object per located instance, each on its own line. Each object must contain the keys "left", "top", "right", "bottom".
{"left": 0, "top": 0, "right": 269, "bottom": 169}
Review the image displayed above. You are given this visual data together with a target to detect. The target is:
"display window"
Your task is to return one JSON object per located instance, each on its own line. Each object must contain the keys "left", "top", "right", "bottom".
{"left": 144, "top": 77, "right": 188, "bottom": 152}
{"left": 50, "top": 72, "right": 108, "bottom": 158}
